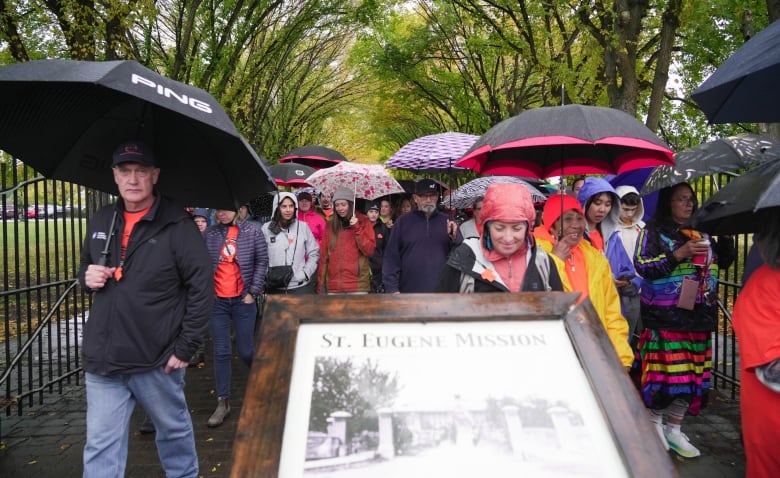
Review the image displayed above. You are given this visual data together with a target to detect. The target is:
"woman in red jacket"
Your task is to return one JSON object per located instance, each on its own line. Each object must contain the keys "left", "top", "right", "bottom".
{"left": 317, "top": 187, "right": 376, "bottom": 293}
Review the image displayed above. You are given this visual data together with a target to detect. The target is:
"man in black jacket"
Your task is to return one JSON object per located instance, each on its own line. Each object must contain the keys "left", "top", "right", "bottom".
{"left": 78, "top": 140, "right": 213, "bottom": 478}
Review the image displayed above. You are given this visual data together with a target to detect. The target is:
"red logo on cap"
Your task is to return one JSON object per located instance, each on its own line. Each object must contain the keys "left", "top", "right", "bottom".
{"left": 121, "top": 144, "right": 142, "bottom": 156}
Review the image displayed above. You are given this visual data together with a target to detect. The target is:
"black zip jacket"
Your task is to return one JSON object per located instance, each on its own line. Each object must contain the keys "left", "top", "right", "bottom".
{"left": 78, "top": 194, "right": 213, "bottom": 376}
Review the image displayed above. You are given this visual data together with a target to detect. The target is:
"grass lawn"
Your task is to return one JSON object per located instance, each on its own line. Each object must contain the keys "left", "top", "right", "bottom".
{"left": 1, "top": 217, "right": 88, "bottom": 342}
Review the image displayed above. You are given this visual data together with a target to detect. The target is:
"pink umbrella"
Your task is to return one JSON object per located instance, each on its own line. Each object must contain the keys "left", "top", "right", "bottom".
{"left": 305, "top": 162, "right": 405, "bottom": 201}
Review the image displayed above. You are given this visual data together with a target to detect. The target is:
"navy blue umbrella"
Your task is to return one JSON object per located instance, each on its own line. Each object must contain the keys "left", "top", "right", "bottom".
{"left": 607, "top": 168, "right": 657, "bottom": 221}
{"left": 692, "top": 19, "right": 780, "bottom": 124}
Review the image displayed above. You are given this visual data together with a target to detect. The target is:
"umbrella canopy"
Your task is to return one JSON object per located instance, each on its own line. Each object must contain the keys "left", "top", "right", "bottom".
{"left": 305, "top": 162, "right": 405, "bottom": 201}
{"left": 269, "top": 162, "right": 316, "bottom": 187}
{"left": 688, "top": 158, "right": 780, "bottom": 235}
{"left": 642, "top": 134, "right": 780, "bottom": 194}
{"left": 455, "top": 104, "right": 674, "bottom": 179}
{"left": 0, "top": 59, "right": 275, "bottom": 210}
{"left": 386, "top": 132, "right": 478, "bottom": 173}
{"left": 691, "top": 19, "right": 780, "bottom": 124}
{"left": 397, "top": 178, "right": 451, "bottom": 195}
{"left": 279, "top": 145, "right": 346, "bottom": 170}
{"left": 448, "top": 176, "right": 547, "bottom": 210}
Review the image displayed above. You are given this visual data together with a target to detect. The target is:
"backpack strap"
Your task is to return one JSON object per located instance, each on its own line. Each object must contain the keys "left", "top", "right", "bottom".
{"left": 534, "top": 248, "right": 552, "bottom": 291}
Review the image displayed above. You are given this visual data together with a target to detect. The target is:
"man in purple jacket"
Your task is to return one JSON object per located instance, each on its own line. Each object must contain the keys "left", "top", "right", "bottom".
{"left": 382, "top": 179, "right": 462, "bottom": 293}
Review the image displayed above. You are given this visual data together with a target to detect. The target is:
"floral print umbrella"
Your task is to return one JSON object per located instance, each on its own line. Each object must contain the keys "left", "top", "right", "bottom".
{"left": 305, "top": 162, "right": 405, "bottom": 200}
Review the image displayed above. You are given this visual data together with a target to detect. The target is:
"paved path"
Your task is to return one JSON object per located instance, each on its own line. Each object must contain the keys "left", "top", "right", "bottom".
{"left": 0, "top": 341, "right": 745, "bottom": 477}
{"left": 1, "top": 339, "right": 247, "bottom": 478}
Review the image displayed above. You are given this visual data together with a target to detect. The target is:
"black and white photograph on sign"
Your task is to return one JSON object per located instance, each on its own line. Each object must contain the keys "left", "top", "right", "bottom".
{"left": 278, "top": 321, "right": 628, "bottom": 477}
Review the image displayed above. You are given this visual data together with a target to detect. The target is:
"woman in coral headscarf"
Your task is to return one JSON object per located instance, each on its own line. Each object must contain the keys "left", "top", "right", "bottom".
{"left": 535, "top": 193, "right": 633, "bottom": 368}
{"left": 436, "top": 182, "right": 563, "bottom": 293}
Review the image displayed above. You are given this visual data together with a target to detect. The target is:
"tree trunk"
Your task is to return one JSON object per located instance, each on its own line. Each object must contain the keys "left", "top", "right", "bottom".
{"left": 767, "top": 0, "right": 780, "bottom": 21}
{"left": 646, "top": 0, "right": 682, "bottom": 133}
{"left": 0, "top": 0, "right": 29, "bottom": 61}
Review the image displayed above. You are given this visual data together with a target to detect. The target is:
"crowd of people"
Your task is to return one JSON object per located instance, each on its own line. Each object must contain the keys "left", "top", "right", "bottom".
{"left": 79, "top": 139, "right": 773, "bottom": 476}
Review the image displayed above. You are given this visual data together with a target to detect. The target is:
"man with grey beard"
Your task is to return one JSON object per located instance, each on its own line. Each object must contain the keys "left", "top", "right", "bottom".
{"left": 382, "top": 179, "right": 461, "bottom": 292}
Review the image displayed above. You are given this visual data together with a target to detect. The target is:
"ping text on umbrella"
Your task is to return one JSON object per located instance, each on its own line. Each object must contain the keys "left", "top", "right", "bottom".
{"left": 131, "top": 73, "right": 212, "bottom": 114}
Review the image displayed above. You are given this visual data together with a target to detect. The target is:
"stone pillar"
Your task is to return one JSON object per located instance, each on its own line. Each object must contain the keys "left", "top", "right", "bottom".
{"left": 548, "top": 406, "right": 575, "bottom": 451}
{"left": 502, "top": 405, "right": 526, "bottom": 459}
{"left": 376, "top": 408, "right": 395, "bottom": 459}
{"left": 327, "top": 411, "right": 352, "bottom": 453}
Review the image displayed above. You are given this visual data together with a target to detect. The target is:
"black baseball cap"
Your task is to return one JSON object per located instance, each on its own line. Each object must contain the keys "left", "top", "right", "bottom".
{"left": 112, "top": 141, "right": 156, "bottom": 167}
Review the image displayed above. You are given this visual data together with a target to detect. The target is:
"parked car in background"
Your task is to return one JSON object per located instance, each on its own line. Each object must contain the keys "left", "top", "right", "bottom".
{"left": 3, "top": 204, "right": 18, "bottom": 219}
{"left": 26, "top": 205, "right": 66, "bottom": 219}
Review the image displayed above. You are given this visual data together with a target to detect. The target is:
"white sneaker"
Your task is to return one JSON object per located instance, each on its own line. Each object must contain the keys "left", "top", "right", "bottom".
{"left": 654, "top": 422, "right": 670, "bottom": 451}
{"left": 665, "top": 428, "right": 701, "bottom": 458}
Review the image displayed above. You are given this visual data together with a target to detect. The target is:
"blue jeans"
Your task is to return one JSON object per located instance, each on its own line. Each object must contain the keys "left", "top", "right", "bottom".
{"left": 210, "top": 296, "right": 257, "bottom": 398}
{"left": 83, "top": 368, "right": 197, "bottom": 478}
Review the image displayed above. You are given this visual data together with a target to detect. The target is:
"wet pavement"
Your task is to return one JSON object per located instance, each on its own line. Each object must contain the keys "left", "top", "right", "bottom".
{"left": 0, "top": 341, "right": 745, "bottom": 477}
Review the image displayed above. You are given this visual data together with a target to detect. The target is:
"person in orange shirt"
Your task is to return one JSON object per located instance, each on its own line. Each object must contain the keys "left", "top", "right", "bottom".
{"left": 733, "top": 213, "right": 780, "bottom": 477}
{"left": 535, "top": 193, "right": 632, "bottom": 368}
{"left": 316, "top": 190, "right": 334, "bottom": 221}
{"left": 78, "top": 140, "right": 213, "bottom": 476}
{"left": 203, "top": 207, "right": 268, "bottom": 427}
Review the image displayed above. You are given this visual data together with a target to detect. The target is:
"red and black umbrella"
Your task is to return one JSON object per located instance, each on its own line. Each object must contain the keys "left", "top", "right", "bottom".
{"left": 269, "top": 162, "right": 316, "bottom": 188}
{"left": 279, "top": 145, "right": 346, "bottom": 170}
{"left": 455, "top": 104, "right": 674, "bottom": 179}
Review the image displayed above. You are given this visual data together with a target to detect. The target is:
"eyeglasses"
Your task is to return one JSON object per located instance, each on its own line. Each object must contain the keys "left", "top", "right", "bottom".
{"left": 672, "top": 197, "right": 694, "bottom": 205}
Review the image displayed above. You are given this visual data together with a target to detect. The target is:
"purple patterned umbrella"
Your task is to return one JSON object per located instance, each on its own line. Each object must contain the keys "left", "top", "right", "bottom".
{"left": 386, "top": 132, "right": 479, "bottom": 173}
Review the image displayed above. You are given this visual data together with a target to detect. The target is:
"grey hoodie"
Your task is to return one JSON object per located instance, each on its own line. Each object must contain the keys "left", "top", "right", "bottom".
{"left": 261, "top": 192, "right": 320, "bottom": 289}
{"left": 614, "top": 185, "right": 645, "bottom": 259}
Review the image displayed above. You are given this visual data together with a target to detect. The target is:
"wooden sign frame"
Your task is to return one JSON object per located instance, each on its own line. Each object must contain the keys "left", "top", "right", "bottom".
{"left": 231, "top": 293, "right": 675, "bottom": 477}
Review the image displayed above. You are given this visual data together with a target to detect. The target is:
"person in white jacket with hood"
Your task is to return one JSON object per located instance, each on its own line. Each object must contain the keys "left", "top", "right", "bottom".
{"left": 612, "top": 184, "right": 646, "bottom": 341}
{"left": 261, "top": 192, "right": 320, "bottom": 294}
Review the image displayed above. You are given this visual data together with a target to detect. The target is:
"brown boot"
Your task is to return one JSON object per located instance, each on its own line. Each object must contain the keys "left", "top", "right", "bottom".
{"left": 207, "top": 398, "right": 230, "bottom": 427}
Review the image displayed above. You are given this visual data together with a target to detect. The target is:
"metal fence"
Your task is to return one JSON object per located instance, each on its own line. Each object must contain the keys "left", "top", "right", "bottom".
{"left": 0, "top": 164, "right": 750, "bottom": 423}
{"left": 1, "top": 162, "right": 113, "bottom": 420}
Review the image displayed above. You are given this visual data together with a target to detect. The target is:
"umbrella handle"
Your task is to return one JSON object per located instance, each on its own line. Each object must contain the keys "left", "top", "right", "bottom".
{"left": 98, "top": 210, "right": 118, "bottom": 266}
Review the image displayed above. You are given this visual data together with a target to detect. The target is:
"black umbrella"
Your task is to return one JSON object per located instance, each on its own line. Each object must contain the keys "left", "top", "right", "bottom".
{"left": 691, "top": 19, "right": 780, "bottom": 124}
{"left": 0, "top": 59, "right": 275, "bottom": 210}
{"left": 279, "top": 145, "right": 346, "bottom": 170}
{"left": 455, "top": 104, "right": 673, "bottom": 178}
{"left": 269, "top": 162, "right": 316, "bottom": 187}
{"left": 688, "top": 158, "right": 780, "bottom": 235}
{"left": 641, "top": 134, "right": 780, "bottom": 194}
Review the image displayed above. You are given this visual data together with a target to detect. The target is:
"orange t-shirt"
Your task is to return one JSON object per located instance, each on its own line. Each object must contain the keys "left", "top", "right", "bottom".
{"left": 588, "top": 229, "right": 605, "bottom": 252}
{"left": 214, "top": 226, "right": 245, "bottom": 298}
{"left": 565, "top": 245, "right": 590, "bottom": 302}
{"left": 114, "top": 206, "right": 151, "bottom": 281}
